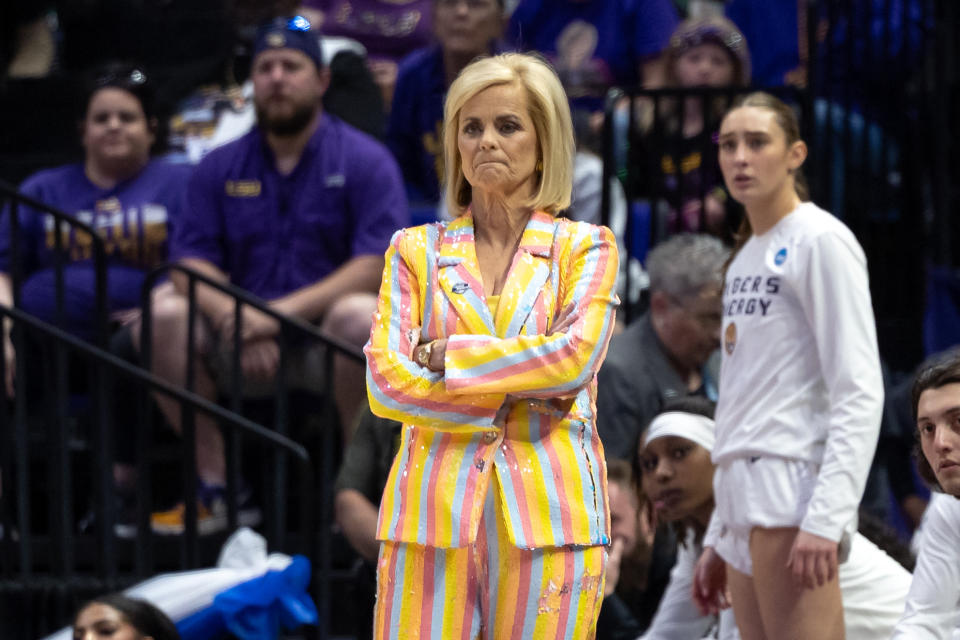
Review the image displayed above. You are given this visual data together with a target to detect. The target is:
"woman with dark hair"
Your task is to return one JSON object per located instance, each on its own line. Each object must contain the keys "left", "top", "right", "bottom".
{"left": 692, "top": 92, "right": 884, "bottom": 639}
{"left": 0, "top": 61, "right": 189, "bottom": 391}
{"left": 73, "top": 593, "right": 180, "bottom": 640}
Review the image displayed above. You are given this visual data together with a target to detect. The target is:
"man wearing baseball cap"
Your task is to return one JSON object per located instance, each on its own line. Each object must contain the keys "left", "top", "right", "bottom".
{"left": 147, "top": 16, "right": 408, "bottom": 535}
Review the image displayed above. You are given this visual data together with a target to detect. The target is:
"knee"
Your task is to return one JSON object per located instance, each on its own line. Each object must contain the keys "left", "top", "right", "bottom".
{"left": 321, "top": 293, "right": 377, "bottom": 347}
{"left": 149, "top": 291, "right": 190, "bottom": 337}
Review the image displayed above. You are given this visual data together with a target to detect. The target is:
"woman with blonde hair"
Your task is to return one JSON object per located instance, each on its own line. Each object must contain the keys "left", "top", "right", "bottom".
{"left": 365, "top": 52, "right": 620, "bottom": 638}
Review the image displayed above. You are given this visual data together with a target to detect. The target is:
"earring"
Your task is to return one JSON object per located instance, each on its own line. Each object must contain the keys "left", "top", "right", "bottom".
{"left": 536, "top": 160, "right": 543, "bottom": 172}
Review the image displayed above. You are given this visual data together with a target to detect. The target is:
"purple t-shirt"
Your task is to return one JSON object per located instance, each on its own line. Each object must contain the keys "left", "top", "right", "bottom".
{"left": 0, "top": 159, "right": 190, "bottom": 338}
{"left": 306, "top": 0, "right": 433, "bottom": 63}
{"left": 508, "top": 0, "right": 677, "bottom": 109}
{"left": 171, "top": 113, "right": 408, "bottom": 300}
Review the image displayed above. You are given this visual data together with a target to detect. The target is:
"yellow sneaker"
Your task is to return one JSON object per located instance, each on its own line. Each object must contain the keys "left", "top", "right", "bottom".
{"left": 150, "top": 484, "right": 261, "bottom": 536}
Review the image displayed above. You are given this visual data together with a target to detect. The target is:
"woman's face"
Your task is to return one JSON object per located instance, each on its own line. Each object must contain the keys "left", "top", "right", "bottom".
{"left": 82, "top": 87, "right": 154, "bottom": 169}
{"left": 639, "top": 435, "right": 714, "bottom": 525}
{"left": 434, "top": 0, "right": 503, "bottom": 59}
{"left": 457, "top": 83, "right": 540, "bottom": 200}
{"left": 673, "top": 43, "right": 736, "bottom": 87}
{"left": 717, "top": 105, "right": 803, "bottom": 206}
{"left": 73, "top": 603, "right": 144, "bottom": 640}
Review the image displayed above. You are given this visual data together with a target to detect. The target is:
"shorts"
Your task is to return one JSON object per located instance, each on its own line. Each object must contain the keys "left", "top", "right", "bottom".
{"left": 206, "top": 335, "right": 329, "bottom": 398}
{"left": 712, "top": 455, "right": 817, "bottom": 576}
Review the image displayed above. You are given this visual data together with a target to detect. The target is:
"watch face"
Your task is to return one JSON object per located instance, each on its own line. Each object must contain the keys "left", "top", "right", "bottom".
{"left": 417, "top": 347, "right": 428, "bottom": 365}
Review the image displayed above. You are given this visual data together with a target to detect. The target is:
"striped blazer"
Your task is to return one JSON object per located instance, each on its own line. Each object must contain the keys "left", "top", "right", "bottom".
{"left": 365, "top": 211, "right": 619, "bottom": 549}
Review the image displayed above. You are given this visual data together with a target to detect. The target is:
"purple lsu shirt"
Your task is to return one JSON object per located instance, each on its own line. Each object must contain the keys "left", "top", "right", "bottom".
{"left": 0, "top": 159, "right": 190, "bottom": 338}
{"left": 171, "top": 113, "right": 408, "bottom": 301}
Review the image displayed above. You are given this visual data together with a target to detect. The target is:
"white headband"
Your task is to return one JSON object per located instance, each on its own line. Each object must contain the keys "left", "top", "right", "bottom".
{"left": 643, "top": 411, "right": 716, "bottom": 453}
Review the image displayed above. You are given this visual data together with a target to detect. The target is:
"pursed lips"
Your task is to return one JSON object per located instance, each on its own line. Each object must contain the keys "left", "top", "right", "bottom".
{"left": 653, "top": 488, "right": 683, "bottom": 510}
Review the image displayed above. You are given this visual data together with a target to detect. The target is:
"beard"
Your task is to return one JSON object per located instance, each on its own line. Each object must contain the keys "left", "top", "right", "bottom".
{"left": 255, "top": 98, "right": 318, "bottom": 136}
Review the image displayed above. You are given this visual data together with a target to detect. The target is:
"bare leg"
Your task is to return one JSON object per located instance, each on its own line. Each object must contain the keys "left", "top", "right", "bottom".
{"left": 726, "top": 563, "right": 767, "bottom": 640}
{"left": 320, "top": 293, "right": 377, "bottom": 445}
{"left": 750, "top": 527, "right": 845, "bottom": 640}
{"left": 131, "top": 285, "right": 225, "bottom": 485}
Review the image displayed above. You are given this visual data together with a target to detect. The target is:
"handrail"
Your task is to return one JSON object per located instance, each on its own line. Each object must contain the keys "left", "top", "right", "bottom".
{"left": 141, "top": 263, "right": 366, "bottom": 362}
{"left": 0, "top": 180, "right": 110, "bottom": 347}
{"left": 0, "top": 301, "right": 319, "bottom": 637}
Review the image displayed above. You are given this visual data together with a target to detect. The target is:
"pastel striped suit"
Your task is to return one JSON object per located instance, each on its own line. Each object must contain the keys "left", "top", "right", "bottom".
{"left": 366, "top": 211, "right": 619, "bottom": 638}
{"left": 365, "top": 211, "right": 620, "bottom": 551}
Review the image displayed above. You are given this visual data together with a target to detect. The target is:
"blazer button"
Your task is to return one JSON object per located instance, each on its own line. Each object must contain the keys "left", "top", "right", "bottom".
{"left": 482, "top": 431, "right": 498, "bottom": 444}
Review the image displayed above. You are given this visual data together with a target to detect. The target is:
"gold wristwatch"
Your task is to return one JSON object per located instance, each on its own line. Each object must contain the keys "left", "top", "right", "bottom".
{"left": 417, "top": 341, "right": 434, "bottom": 367}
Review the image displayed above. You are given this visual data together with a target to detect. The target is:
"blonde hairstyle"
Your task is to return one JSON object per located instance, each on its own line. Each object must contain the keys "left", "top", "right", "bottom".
{"left": 442, "top": 53, "right": 575, "bottom": 216}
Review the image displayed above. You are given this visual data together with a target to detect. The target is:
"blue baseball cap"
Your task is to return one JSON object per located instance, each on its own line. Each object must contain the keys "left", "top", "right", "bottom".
{"left": 253, "top": 16, "right": 323, "bottom": 70}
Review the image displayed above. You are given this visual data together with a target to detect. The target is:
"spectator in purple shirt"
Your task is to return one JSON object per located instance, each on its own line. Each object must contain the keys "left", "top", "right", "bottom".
{"left": 145, "top": 16, "right": 408, "bottom": 535}
{"left": 386, "top": 0, "right": 507, "bottom": 205}
{"left": 0, "top": 62, "right": 189, "bottom": 388}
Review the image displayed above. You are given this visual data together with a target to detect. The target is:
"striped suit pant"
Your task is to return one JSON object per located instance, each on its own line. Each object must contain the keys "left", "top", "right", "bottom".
{"left": 374, "top": 474, "right": 607, "bottom": 639}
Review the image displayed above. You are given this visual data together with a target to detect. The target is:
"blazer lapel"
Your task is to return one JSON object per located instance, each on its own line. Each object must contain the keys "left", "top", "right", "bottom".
{"left": 493, "top": 212, "right": 557, "bottom": 338}
{"left": 437, "top": 214, "right": 496, "bottom": 336}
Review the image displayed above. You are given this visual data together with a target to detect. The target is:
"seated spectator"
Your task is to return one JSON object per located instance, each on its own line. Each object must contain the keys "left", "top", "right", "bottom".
{"left": 894, "top": 349, "right": 960, "bottom": 638}
{"left": 596, "top": 233, "right": 726, "bottom": 461}
{"left": 0, "top": 61, "right": 188, "bottom": 383}
{"left": 507, "top": 0, "right": 678, "bottom": 112}
{"left": 73, "top": 593, "right": 180, "bottom": 640}
{"left": 145, "top": 16, "right": 407, "bottom": 535}
{"left": 596, "top": 458, "right": 666, "bottom": 639}
{"left": 300, "top": 0, "right": 435, "bottom": 108}
{"left": 632, "top": 15, "right": 750, "bottom": 238}
{"left": 631, "top": 398, "right": 911, "bottom": 639}
{"left": 387, "top": 0, "right": 507, "bottom": 206}
{"left": 334, "top": 407, "right": 402, "bottom": 638}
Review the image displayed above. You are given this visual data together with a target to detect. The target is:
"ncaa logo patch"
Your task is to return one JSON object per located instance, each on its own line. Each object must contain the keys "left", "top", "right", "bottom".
{"left": 724, "top": 322, "right": 737, "bottom": 355}
{"left": 774, "top": 247, "right": 788, "bottom": 266}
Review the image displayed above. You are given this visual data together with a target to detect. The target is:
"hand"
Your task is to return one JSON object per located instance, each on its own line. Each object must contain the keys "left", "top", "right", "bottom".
{"left": 638, "top": 495, "right": 657, "bottom": 550}
{"left": 217, "top": 305, "right": 280, "bottom": 345}
{"left": 413, "top": 338, "right": 447, "bottom": 372}
{"left": 692, "top": 546, "right": 728, "bottom": 615}
{"left": 240, "top": 338, "right": 280, "bottom": 383}
{"left": 787, "top": 530, "right": 838, "bottom": 589}
{"left": 604, "top": 536, "right": 625, "bottom": 597}
{"left": 549, "top": 303, "right": 579, "bottom": 336}
{"left": 109, "top": 307, "right": 142, "bottom": 327}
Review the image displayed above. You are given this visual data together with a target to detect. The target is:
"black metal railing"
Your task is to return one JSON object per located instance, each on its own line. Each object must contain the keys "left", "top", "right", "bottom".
{"left": 0, "top": 182, "right": 365, "bottom": 638}
{"left": 0, "top": 305, "right": 316, "bottom": 638}
{"left": 601, "top": 0, "right": 952, "bottom": 371}
{"left": 0, "top": 179, "right": 109, "bottom": 346}
{"left": 139, "top": 262, "right": 365, "bottom": 639}
{"left": 601, "top": 85, "right": 807, "bottom": 318}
